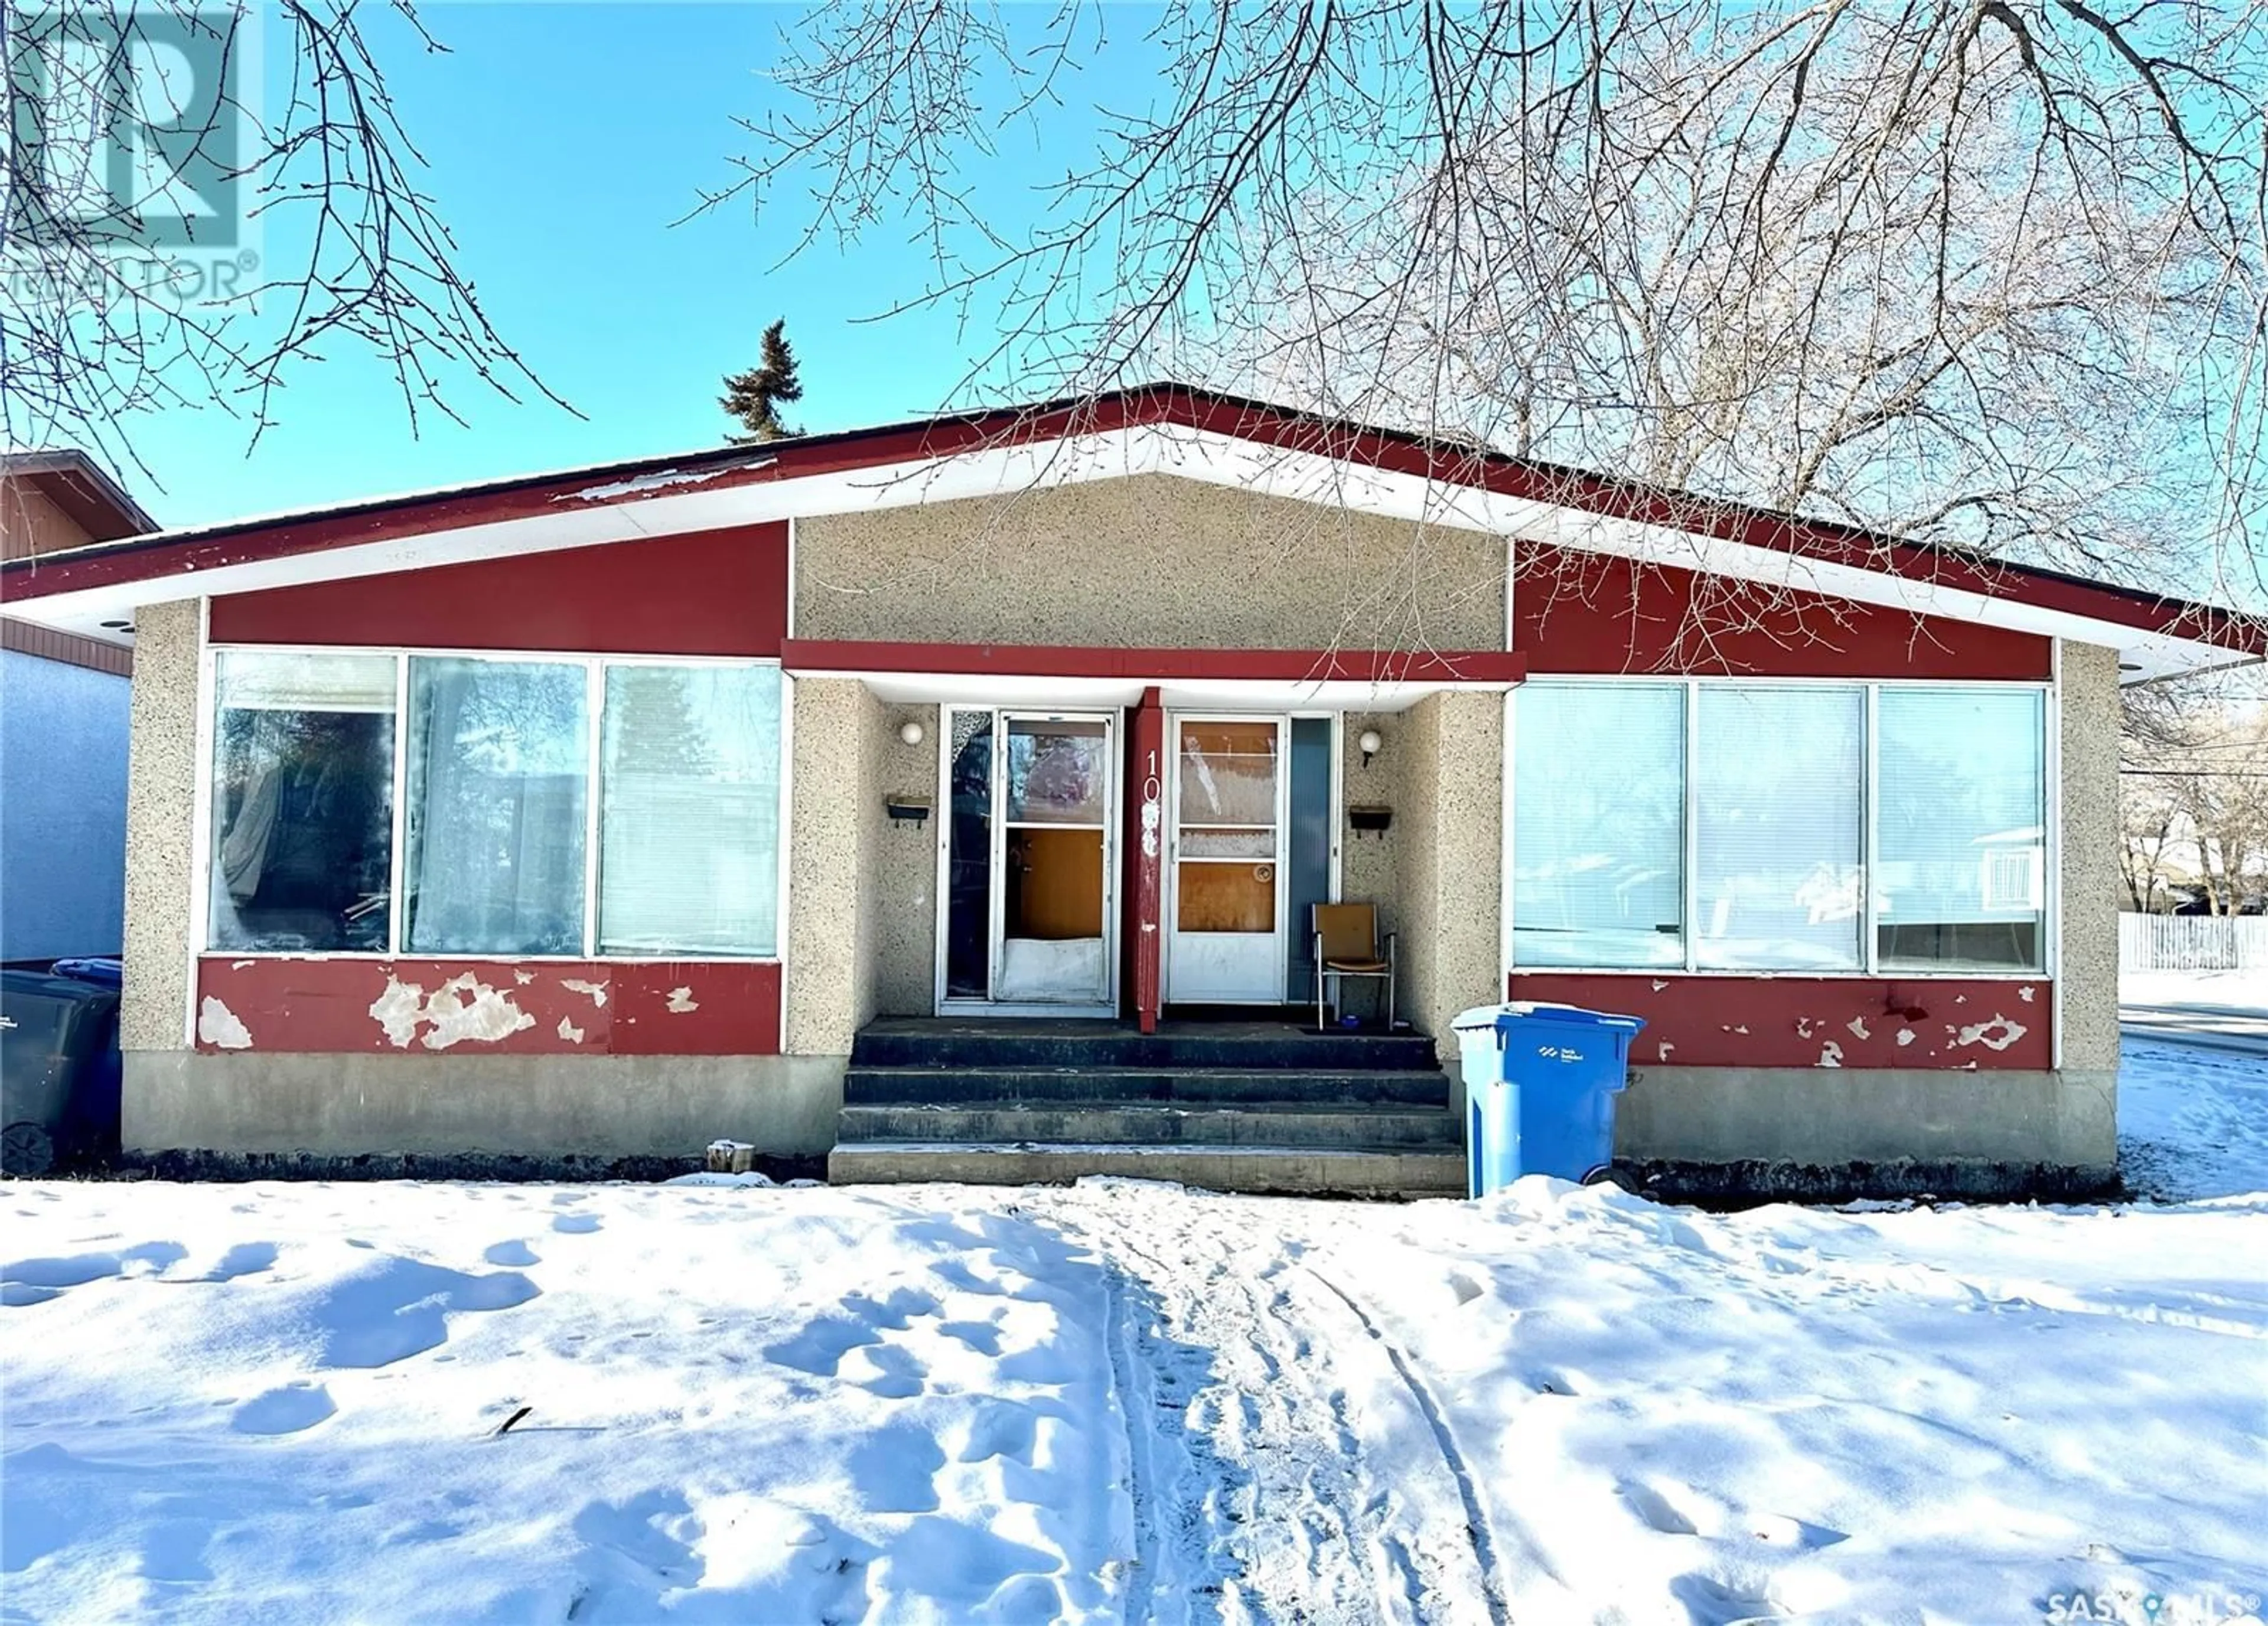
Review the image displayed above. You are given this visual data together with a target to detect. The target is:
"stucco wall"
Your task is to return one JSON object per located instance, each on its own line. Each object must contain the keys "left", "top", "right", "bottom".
{"left": 871, "top": 703, "right": 940, "bottom": 1016}
{"left": 1392, "top": 690, "right": 1506, "bottom": 1064}
{"left": 0, "top": 650, "right": 129, "bottom": 960}
{"left": 786, "top": 677, "right": 884, "bottom": 1055}
{"left": 1338, "top": 710, "right": 1400, "bottom": 959}
{"left": 123, "top": 1051, "right": 843, "bottom": 1159}
{"left": 796, "top": 475, "right": 1506, "bottom": 653}
{"left": 2058, "top": 640, "right": 2121, "bottom": 1080}
{"left": 120, "top": 598, "right": 200, "bottom": 1052}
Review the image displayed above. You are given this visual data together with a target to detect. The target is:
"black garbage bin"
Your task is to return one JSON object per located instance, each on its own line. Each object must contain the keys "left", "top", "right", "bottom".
{"left": 1, "top": 969, "right": 123, "bottom": 1175}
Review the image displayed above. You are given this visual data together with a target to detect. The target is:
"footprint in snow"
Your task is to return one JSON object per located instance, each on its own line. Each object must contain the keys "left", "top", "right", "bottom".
{"left": 233, "top": 1383, "right": 336, "bottom": 1435}
{"left": 484, "top": 1240, "right": 540, "bottom": 1267}
{"left": 551, "top": 1214, "right": 602, "bottom": 1235}
{"left": 204, "top": 1242, "right": 279, "bottom": 1282}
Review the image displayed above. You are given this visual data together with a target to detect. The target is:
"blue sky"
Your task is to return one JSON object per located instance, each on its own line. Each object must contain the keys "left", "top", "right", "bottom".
{"left": 124, "top": 2, "right": 1140, "bottom": 529}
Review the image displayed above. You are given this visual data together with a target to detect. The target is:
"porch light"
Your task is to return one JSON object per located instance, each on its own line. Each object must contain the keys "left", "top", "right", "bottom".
{"left": 899, "top": 719, "right": 926, "bottom": 746}
{"left": 1358, "top": 728, "right": 1383, "bottom": 767}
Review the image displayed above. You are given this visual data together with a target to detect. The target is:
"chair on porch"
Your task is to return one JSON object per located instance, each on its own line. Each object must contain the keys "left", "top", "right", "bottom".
{"left": 1312, "top": 904, "right": 1396, "bottom": 1033}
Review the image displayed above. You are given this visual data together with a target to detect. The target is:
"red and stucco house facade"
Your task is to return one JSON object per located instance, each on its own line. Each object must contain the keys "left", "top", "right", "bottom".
{"left": 2, "top": 386, "right": 2257, "bottom": 1194}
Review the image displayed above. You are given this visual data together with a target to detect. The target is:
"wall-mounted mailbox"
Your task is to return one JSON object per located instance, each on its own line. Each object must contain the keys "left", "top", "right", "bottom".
{"left": 885, "top": 796, "right": 933, "bottom": 825}
{"left": 1348, "top": 804, "right": 1393, "bottom": 837}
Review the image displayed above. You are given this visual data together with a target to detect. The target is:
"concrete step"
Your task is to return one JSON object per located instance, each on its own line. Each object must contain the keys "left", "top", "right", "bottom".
{"left": 838, "top": 1102, "right": 1461, "bottom": 1149}
{"left": 850, "top": 1018, "right": 1439, "bottom": 1073}
{"left": 843, "top": 1065, "right": 1452, "bottom": 1108}
{"left": 826, "top": 1141, "right": 1470, "bottom": 1199}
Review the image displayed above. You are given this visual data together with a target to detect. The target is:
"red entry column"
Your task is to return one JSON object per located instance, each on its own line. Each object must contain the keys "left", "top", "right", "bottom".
{"left": 1128, "top": 687, "right": 1166, "bottom": 1032}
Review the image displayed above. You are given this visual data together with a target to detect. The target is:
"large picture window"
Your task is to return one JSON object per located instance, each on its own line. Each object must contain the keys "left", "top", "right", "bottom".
{"left": 1510, "top": 679, "right": 2049, "bottom": 974}
{"left": 1875, "top": 688, "right": 2047, "bottom": 970}
{"left": 599, "top": 664, "right": 782, "bottom": 956}
{"left": 404, "top": 659, "right": 591, "bottom": 956}
{"left": 207, "top": 651, "right": 783, "bottom": 959}
{"left": 1511, "top": 684, "right": 1684, "bottom": 967}
{"left": 1695, "top": 686, "right": 1864, "bottom": 970}
{"left": 209, "top": 652, "right": 397, "bottom": 953}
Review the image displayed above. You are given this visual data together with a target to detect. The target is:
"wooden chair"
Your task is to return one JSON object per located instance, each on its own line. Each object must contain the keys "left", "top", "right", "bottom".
{"left": 1314, "top": 903, "right": 1396, "bottom": 1032}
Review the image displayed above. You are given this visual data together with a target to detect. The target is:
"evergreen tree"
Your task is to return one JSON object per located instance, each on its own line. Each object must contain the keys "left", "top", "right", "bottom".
{"left": 719, "top": 320, "right": 804, "bottom": 444}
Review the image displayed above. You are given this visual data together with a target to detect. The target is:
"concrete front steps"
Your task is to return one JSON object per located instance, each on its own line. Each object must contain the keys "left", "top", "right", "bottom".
{"left": 828, "top": 1017, "right": 1468, "bottom": 1198}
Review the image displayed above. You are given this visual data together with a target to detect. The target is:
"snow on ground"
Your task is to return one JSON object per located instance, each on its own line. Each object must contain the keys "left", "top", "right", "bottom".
{"left": 2120, "top": 1038, "right": 2268, "bottom": 1203}
{"left": 2121, "top": 969, "right": 2268, "bottom": 1015}
{"left": 5, "top": 1040, "right": 2266, "bottom": 1625}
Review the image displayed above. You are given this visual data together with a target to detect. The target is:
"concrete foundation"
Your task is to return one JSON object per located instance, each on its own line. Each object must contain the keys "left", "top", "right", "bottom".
{"left": 1617, "top": 1063, "right": 2119, "bottom": 1197}
{"left": 122, "top": 1050, "right": 846, "bottom": 1161}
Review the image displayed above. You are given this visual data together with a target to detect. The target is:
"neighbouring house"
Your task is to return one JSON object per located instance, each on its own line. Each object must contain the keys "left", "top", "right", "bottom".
{"left": 0, "top": 386, "right": 2258, "bottom": 1196}
{"left": 1, "top": 451, "right": 155, "bottom": 964}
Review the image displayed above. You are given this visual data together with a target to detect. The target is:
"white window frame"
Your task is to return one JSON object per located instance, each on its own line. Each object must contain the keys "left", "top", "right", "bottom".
{"left": 198, "top": 643, "right": 787, "bottom": 963}
{"left": 1506, "top": 674, "right": 2057, "bottom": 982}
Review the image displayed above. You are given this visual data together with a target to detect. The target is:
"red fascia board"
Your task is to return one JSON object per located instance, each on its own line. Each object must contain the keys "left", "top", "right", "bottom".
{"left": 781, "top": 639, "right": 1526, "bottom": 685}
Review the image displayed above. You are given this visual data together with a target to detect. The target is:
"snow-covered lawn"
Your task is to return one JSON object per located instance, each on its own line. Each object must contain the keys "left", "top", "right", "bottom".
{"left": 2120, "top": 1039, "right": 2268, "bottom": 1203}
{"left": 5, "top": 1041, "right": 2266, "bottom": 1625}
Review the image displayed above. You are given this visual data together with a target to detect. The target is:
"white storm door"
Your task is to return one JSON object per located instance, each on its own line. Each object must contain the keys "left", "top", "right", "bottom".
{"left": 1165, "top": 716, "right": 1287, "bottom": 1004}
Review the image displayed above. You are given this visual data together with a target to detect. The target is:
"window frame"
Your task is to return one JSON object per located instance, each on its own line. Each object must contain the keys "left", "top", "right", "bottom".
{"left": 197, "top": 643, "right": 787, "bottom": 963}
{"left": 1507, "top": 673, "right": 2057, "bottom": 980}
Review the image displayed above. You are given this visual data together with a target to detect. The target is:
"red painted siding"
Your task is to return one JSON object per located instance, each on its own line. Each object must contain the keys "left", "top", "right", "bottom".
{"left": 1507, "top": 972, "right": 2054, "bottom": 1070}
{"left": 1516, "top": 547, "right": 2052, "bottom": 679}
{"left": 195, "top": 957, "right": 781, "bottom": 1055}
{"left": 208, "top": 523, "right": 789, "bottom": 656}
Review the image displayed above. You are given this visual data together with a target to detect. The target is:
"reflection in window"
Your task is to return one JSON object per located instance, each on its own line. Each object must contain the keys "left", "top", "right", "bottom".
{"left": 1512, "top": 684, "right": 1684, "bottom": 967}
{"left": 599, "top": 665, "right": 781, "bottom": 956}
{"left": 1695, "top": 686, "right": 1864, "bottom": 969}
{"left": 1877, "top": 689, "right": 2045, "bottom": 969}
{"left": 403, "top": 659, "right": 589, "bottom": 956}
{"left": 208, "top": 651, "right": 396, "bottom": 952}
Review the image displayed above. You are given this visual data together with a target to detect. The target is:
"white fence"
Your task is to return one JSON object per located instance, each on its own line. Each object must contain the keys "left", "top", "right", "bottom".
{"left": 2119, "top": 913, "right": 2268, "bottom": 972}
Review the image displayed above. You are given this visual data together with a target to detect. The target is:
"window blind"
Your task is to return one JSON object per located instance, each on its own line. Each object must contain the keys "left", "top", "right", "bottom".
{"left": 1512, "top": 683, "right": 1686, "bottom": 967}
{"left": 598, "top": 664, "right": 781, "bottom": 957}
{"left": 1694, "top": 686, "right": 1864, "bottom": 969}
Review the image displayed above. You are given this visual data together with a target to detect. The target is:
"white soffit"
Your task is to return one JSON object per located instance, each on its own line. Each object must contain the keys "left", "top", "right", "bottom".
{"left": 823, "top": 669, "right": 1499, "bottom": 713}
{"left": 4, "top": 419, "right": 2252, "bottom": 682}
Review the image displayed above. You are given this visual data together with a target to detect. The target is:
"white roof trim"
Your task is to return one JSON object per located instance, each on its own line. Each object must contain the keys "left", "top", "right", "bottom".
{"left": 3, "top": 420, "right": 2251, "bottom": 683}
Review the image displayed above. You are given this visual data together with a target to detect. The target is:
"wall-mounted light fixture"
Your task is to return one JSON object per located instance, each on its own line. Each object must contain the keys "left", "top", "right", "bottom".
{"left": 899, "top": 719, "right": 927, "bottom": 747}
{"left": 1358, "top": 728, "right": 1383, "bottom": 768}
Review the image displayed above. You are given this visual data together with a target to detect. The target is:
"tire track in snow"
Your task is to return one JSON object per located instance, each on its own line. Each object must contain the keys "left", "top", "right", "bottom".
{"left": 1301, "top": 1267, "right": 1513, "bottom": 1626}
{"left": 1034, "top": 1185, "right": 1497, "bottom": 1626}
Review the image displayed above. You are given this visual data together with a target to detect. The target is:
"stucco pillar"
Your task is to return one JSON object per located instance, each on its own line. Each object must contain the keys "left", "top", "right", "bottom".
{"left": 1397, "top": 690, "right": 1506, "bottom": 1061}
{"left": 120, "top": 597, "right": 201, "bottom": 1055}
{"left": 2053, "top": 640, "right": 2122, "bottom": 1172}
{"left": 786, "top": 677, "right": 882, "bottom": 1055}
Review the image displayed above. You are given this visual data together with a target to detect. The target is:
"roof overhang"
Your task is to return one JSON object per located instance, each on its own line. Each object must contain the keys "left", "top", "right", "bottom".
{"left": 781, "top": 639, "right": 1525, "bottom": 712}
{"left": 2, "top": 388, "right": 2256, "bottom": 685}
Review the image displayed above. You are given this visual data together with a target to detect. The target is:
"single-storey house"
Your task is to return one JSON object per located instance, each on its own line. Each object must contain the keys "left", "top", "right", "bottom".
{"left": 2, "top": 386, "right": 2257, "bottom": 1196}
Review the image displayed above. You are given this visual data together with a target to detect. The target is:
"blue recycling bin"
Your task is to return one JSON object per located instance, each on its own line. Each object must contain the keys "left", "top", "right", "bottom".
{"left": 1453, "top": 1002, "right": 1645, "bottom": 1196}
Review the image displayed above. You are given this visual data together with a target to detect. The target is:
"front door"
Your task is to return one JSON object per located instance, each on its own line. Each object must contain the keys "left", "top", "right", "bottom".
{"left": 1165, "top": 716, "right": 1288, "bottom": 1004}
{"left": 937, "top": 708, "right": 1117, "bottom": 1015}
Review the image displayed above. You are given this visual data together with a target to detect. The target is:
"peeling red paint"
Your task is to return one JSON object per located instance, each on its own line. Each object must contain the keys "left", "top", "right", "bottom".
{"left": 194, "top": 958, "right": 782, "bottom": 1055}
{"left": 1508, "top": 973, "right": 2055, "bottom": 1070}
